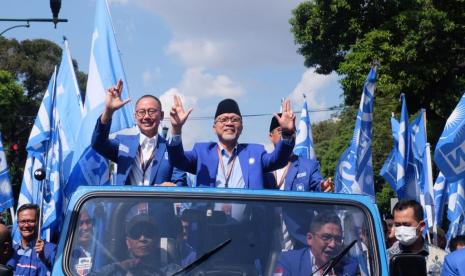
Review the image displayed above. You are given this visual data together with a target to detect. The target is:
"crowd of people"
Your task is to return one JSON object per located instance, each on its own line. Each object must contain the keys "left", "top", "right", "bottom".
{"left": 0, "top": 81, "right": 464, "bottom": 275}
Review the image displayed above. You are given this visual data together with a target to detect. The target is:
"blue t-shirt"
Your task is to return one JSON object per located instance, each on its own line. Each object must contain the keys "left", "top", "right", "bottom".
{"left": 7, "top": 241, "right": 57, "bottom": 276}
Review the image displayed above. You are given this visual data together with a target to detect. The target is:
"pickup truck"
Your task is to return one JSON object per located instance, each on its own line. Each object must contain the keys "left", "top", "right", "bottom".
{"left": 52, "top": 186, "right": 389, "bottom": 275}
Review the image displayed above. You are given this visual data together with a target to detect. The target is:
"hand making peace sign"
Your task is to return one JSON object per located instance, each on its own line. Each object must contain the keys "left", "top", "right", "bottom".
{"left": 170, "top": 95, "right": 193, "bottom": 135}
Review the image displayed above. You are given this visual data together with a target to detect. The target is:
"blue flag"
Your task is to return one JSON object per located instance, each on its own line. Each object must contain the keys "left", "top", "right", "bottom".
{"left": 16, "top": 67, "right": 57, "bottom": 242}
{"left": 67, "top": 0, "right": 135, "bottom": 196}
{"left": 294, "top": 100, "right": 316, "bottom": 160}
{"left": 445, "top": 178, "right": 465, "bottom": 246}
{"left": 334, "top": 68, "right": 376, "bottom": 198}
{"left": 395, "top": 94, "right": 416, "bottom": 199}
{"left": 380, "top": 116, "right": 399, "bottom": 189}
{"left": 54, "top": 39, "right": 84, "bottom": 181}
{"left": 409, "top": 110, "right": 435, "bottom": 228}
{"left": 0, "top": 132, "right": 14, "bottom": 211}
{"left": 433, "top": 172, "right": 448, "bottom": 228}
{"left": 434, "top": 92, "right": 465, "bottom": 182}
{"left": 15, "top": 40, "right": 84, "bottom": 242}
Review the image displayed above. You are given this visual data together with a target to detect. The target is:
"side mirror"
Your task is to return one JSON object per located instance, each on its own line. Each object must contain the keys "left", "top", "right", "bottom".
{"left": 389, "top": 253, "right": 426, "bottom": 276}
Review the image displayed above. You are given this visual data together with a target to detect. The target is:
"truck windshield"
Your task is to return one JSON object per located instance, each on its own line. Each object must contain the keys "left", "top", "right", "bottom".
{"left": 65, "top": 195, "right": 378, "bottom": 276}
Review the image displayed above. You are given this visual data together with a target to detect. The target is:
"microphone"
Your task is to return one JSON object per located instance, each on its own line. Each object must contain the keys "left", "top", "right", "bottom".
{"left": 34, "top": 168, "right": 46, "bottom": 181}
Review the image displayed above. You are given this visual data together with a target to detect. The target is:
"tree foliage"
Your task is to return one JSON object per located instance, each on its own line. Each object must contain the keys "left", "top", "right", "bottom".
{"left": 292, "top": 1, "right": 465, "bottom": 211}
{"left": 0, "top": 37, "right": 87, "bottom": 192}
{"left": 291, "top": 0, "right": 465, "bottom": 144}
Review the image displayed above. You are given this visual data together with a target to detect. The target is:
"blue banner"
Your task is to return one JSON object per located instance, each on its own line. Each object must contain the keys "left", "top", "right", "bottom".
{"left": 334, "top": 68, "right": 376, "bottom": 198}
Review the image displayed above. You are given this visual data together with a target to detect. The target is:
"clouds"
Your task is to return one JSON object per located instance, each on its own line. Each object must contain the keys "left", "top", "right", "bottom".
{"left": 157, "top": 67, "right": 243, "bottom": 147}
{"left": 289, "top": 69, "right": 341, "bottom": 122}
{"left": 133, "top": 0, "right": 303, "bottom": 69}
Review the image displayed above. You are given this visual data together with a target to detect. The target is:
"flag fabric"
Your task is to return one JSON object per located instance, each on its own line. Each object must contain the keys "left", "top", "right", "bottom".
{"left": 0, "top": 132, "right": 14, "bottom": 211}
{"left": 409, "top": 110, "right": 435, "bottom": 228}
{"left": 395, "top": 94, "right": 415, "bottom": 199}
{"left": 334, "top": 67, "right": 376, "bottom": 198}
{"left": 66, "top": 0, "right": 134, "bottom": 196}
{"left": 15, "top": 67, "right": 57, "bottom": 242}
{"left": 54, "top": 39, "right": 84, "bottom": 181}
{"left": 15, "top": 39, "right": 84, "bottom": 242}
{"left": 445, "top": 178, "right": 465, "bottom": 246}
{"left": 433, "top": 172, "right": 448, "bottom": 228}
{"left": 380, "top": 116, "right": 399, "bottom": 190}
{"left": 293, "top": 99, "right": 316, "bottom": 160}
{"left": 434, "top": 92, "right": 465, "bottom": 182}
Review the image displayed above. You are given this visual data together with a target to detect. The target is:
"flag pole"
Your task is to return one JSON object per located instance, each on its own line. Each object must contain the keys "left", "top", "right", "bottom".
{"left": 422, "top": 109, "right": 436, "bottom": 246}
{"left": 9, "top": 207, "right": 15, "bottom": 225}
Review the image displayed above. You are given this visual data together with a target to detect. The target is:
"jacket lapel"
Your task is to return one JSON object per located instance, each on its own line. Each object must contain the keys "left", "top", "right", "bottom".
{"left": 150, "top": 135, "right": 166, "bottom": 185}
{"left": 237, "top": 144, "right": 249, "bottom": 188}
{"left": 207, "top": 143, "right": 219, "bottom": 187}
{"left": 285, "top": 159, "right": 299, "bottom": 191}
{"left": 119, "top": 133, "right": 140, "bottom": 185}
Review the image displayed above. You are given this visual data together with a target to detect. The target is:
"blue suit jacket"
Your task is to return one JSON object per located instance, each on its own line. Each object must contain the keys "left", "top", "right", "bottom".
{"left": 91, "top": 118, "right": 186, "bottom": 186}
{"left": 264, "top": 155, "right": 323, "bottom": 191}
{"left": 167, "top": 139, "right": 294, "bottom": 189}
{"left": 442, "top": 248, "right": 465, "bottom": 276}
{"left": 277, "top": 247, "right": 358, "bottom": 276}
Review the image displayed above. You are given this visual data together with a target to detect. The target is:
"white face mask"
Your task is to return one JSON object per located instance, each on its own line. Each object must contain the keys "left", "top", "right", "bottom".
{"left": 395, "top": 225, "right": 419, "bottom": 246}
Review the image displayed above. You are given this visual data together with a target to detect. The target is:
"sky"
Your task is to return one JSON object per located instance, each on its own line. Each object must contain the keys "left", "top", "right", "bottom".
{"left": 2, "top": 0, "right": 343, "bottom": 148}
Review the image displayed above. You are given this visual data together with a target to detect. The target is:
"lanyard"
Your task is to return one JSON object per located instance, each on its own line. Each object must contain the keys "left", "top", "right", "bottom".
{"left": 217, "top": 145, "right": 237, "bottom": 188}
{"left": 274, "top": 162, "right": 291, "bottom": 189}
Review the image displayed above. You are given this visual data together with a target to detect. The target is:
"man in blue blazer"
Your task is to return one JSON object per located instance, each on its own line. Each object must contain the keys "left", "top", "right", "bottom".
{"left": 276, "top": 212, "right": 358, "bottom": 276}
{"left": 442, "top": 248, "right": 465, "bottom": 276}
{"left": 264, "top": 114, "right": 333, "bottom": 192}
{"left": 91, "top": 80, "right": 186, "bottom": 186}
{"left": 167, "top": 95, "right": 295, "bottom": 189}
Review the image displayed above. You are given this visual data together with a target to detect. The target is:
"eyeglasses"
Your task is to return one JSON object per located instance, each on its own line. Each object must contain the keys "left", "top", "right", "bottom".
{"left": 314, "top": 233, "right": 343, "bottom": 244}
{"left": 215, "top": 116, "right": 242, "bottom": 124}
{"left": 18, "top": 220, "right": 36, "bottom": 226}
{"left": 135, "top": 108, "right": 159, "bottom": 118}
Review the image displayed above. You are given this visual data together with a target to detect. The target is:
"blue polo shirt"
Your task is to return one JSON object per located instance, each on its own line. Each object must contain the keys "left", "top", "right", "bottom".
{"left": 7, "top": 240, "right": 57, "bottom": 276}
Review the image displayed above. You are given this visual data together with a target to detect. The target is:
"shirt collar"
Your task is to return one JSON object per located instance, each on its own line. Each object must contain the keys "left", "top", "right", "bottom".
{"left": 217, "top": 143, "right": 238, "bottom": 157}
{"left": 139, "top": 130, "right": 158, "bottom": 147}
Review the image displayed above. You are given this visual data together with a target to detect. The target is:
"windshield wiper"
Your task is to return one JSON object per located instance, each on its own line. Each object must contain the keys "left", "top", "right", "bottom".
{"left": 311, "top": 239, "right": 357, "bottom": 276}
{"left": 172, "top": 238, "right": 232, "bottom": 276}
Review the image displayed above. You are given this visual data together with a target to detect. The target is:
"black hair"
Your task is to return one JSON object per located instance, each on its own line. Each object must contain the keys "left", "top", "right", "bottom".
{"left": 450, "top": 235, "right": 465, "bottom": 252}
{"left": 309, "top": 211, "right": 342, "bottom": 233}
{"left": 392, "top": 200, "right": 424, "bottom": 222}
{"left": 17, "top": 203, "right": 40, "bottom": 219}
{"left": 135, "top": 95, "right": 162, "bottom": 110}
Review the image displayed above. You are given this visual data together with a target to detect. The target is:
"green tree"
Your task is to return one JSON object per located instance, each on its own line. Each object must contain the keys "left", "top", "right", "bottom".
{"left": 290, "top": 0, "right": 465, "bottom": 145}
{"left": 0, "top": 70, "right": 27, "bottom": 194}
{"left": 291, "top": 0, "right": 465, "bottom": 194}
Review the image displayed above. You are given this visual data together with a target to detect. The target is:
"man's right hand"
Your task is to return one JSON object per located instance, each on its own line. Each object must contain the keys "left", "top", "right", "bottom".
{"left": 101, "top": 79, "right": 131, "bottom": 124}
{"left": 170, "top": 95, "right": 192, "bottom": 135}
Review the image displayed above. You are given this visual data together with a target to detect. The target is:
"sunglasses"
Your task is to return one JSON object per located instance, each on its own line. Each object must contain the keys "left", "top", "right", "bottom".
{"left": 127, "top": 223, "right": 157, "bottom": 239}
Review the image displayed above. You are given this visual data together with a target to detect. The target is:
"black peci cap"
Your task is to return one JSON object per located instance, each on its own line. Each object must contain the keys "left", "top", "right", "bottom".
{"left": 269, "top": 113, "right": 282, "bottom": 132}
{"left": 215, "top": 99, "right": 241, "bottom": 118}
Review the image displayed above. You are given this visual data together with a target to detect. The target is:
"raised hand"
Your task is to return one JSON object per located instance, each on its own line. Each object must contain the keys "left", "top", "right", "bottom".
{"left": 170, "top": 95, "right": 193, "bottom": 135}
{"left": 321, "top": 177, "right": 334, "bottom": 192}
{"left": 275, "top": 99, "right": 296, "bottom": 133}
{"left": 101, "top": 79, "right": 131, "bottom": 123}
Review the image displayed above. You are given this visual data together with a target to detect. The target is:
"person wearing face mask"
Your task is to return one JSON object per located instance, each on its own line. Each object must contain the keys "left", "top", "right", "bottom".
{"left": 388, "top": 199, "right": 444, "bottom": 275}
